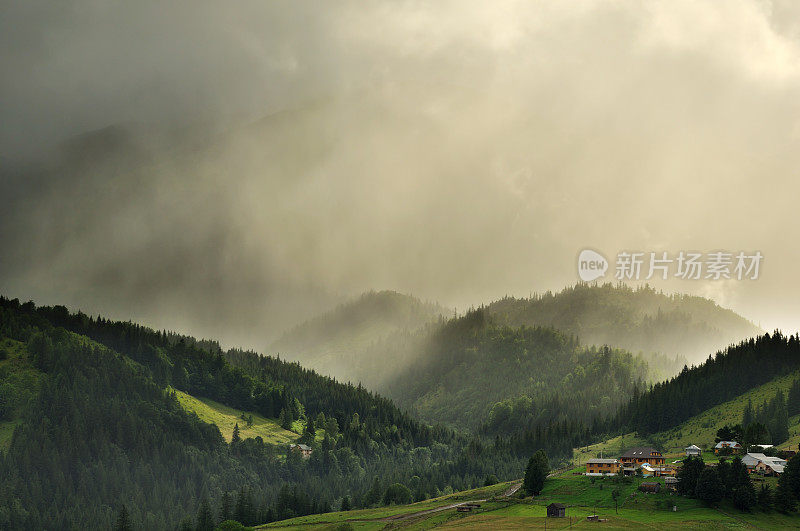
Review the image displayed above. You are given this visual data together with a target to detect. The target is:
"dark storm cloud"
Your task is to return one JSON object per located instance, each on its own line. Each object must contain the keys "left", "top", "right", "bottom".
{"left": 2, "top": 0, "right": 800, "bottom": 348}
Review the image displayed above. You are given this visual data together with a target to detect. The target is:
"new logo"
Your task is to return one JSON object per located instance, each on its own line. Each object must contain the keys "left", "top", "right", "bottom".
{"left": 578, "top": 249, "right": 608, "bottom": 281}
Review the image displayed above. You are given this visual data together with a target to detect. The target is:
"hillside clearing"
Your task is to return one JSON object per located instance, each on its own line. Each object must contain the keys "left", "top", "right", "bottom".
{"left": 173, "top": 388, "right": 300, "bottom": 444}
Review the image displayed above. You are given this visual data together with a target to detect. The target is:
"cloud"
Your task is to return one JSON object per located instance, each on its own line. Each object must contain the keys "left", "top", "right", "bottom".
{"left": 2, "top": 0, "right": 800, "bottom": 347}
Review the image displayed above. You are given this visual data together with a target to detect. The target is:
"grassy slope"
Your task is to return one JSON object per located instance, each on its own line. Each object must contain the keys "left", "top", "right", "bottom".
{"left": 260, "top": 372, "right": 800, "bottom": 529}
{"left": 576, "top": 369, "right": 800, "bottom": 468}
{"left": 258, "top": 471, "right": 799, "bottom": 529}
{"left": 173, "top": 389, "right": 302, "bottom": 444}
{"left": 257, "top": 481, "right": 515, "bottom": 530}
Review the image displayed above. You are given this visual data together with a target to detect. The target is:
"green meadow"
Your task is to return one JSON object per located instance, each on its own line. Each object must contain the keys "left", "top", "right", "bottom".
{"left": 173, "top": 388, "right": 301, "bottom": 444}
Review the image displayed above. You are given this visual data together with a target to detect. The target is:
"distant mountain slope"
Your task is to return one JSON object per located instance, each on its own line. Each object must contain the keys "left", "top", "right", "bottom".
{"left": 486, "top": 283, "right": 760, "bottom": 365}
{"left": 271, "top": 290, "right": 448, "bottom": 385}
{"left": 383, "top": 309, "right": 648, "bottom": 445}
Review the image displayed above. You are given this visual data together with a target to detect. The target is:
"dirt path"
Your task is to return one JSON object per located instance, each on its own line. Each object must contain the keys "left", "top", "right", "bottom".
{"left": 379, "top": 481, "right": 522, "bottom": 523}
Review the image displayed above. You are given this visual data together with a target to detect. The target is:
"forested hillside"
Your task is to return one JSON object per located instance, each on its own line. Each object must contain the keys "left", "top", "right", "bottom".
{"left": 271, "top": 290, "right": 447, "bottom": 387}
{"left": 381, "top": 309, "right": 649, "bottom": 459}
{"left": 279, "top": 284, "right": 755, "bottom": 412}
{"left": 0, "top": 297, "right": 522, "bottom": 530}
{"left": 487, "top": 283, "right": 760, "bottom": 367}
{"left": 616, "top": 331, "right": 800, "bottom": 436}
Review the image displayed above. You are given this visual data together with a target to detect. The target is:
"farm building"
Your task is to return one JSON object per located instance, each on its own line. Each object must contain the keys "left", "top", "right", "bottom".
{"left": 639, "top": 482, "right": 661, "bottom": 493}
{"left": 585, "top": 458, "right": 620, "bottom": 476}
{"left": 288, "top": 443, "right": 313, "bottom": 458}
{"left": 547, "top": 503, "right": 566, "bottom": 518}
{"left": 714, "top": 441, "right": 742, "bottom": 455}
{"left": 743, "top": 453, "right": 786, "bottom": 475}
{"left": 685, "top": 444, "right": 701, "bottom": 457}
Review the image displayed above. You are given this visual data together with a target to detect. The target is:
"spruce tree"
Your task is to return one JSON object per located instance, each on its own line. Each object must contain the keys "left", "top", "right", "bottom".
{"left": 695, "top": 467, "right": 723, "bottom": 506}
{"left": 279, "top": 408, "right": 291, "bottom": 430}
{"left": 196, "top": 497, "right": 215, "bottom": 531}
{"left": 677, "top": 456, "right": 704, "bottom": 496}
{"left": 775, "top": 474, "right": 796, "bottom": 513}
{"left": 231, "top": 423, "right": 241, "bottom": 444}
{"left": 523, "top": 450, "right": 549, "bottom": 496}
{"left": 788, "top": 378, "right": 800, "bottom": 416}
{"left": 742, "top": 399, "right": 754, "bottom": 428}
{"left": 758, "top": 484, "right": 773, "bottom": 512}
{"left": 219, "top": 492, "right": 232, "bottom": 522}
{"left": 340, "top": 495, "right": 351, "bottom": 512}
{"left": 114, "top": 504, "right": 133, "bottom": 531}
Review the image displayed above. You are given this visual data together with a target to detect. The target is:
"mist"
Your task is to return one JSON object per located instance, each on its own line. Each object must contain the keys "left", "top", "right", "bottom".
{"left": 2, "top": 0, "right": 800, "bottom": 350}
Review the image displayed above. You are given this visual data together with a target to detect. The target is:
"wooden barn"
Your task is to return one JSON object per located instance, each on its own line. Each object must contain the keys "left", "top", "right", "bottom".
{"left": 547, "top": 503, "right": 566, "bottom": 518}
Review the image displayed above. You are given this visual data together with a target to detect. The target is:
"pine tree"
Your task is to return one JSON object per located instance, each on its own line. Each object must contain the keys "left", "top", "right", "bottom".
{"left": 695, "top": 467, "right": 723, "bottom": 506}
{"left": 788, "top": 378, "right": 800, "bottom": 416}
{"left": 523, "top": 450, "right": 549, "bottom": 496}
{"left": 196, "top": 497, "right": 215, "bottom": 531}
{"left": 340, "top": 496, "right": 351, "bottom": 512}
{"left": 775, "top": 474, "right": 796, "bottom": 513}
{"left": 231, "top": 423, "right": 241, "bottom": 444}
{"left": 732, "top": 485, "right": 756, "bottom": 512}
{"left": 772, "top": 391, "right": 790, "bottom": 444}
{"left": 362, "top": 477, "right": 383, "bottom": 507}
{"left": 742, "top": 399, "right": 754, "bottom": 427}
{"left": 114, "top": 504, "right": 133, "bottom": 531}
{"left": 678, "top": 456, "right": 705, "bottom": 496}
{"left": 219, "top": 492, "right": 232, "bottom": 522}
{"left": 279, "top": 408, "right": 291, "bottom": 430}
{"left": 758, "top": 484, "right": 773, "bottom": 512}
{"left": 301, "top": 419, "right": 316, "bottom": 444}
{"left": 235, "top": 486, "right": 254, "bottom": 525}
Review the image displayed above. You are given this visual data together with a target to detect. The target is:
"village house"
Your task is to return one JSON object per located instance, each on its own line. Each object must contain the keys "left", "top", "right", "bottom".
{"left": 742, "top": 453, "right": 786, "bottom": 476}
{"left": 714, "top": 441, "right": 742, "bottom": 455}
{"left": 620, "top": 447, "right": 665, "bottom": 475}
{"left": 288, "top": 443, "right": 313, "bottom": 458}
{"left": 685, "top": 444, "right": 702, "bottom": 457}
{"left": 585, "top": 458, "right": 620, "bottom": 476}
{"left": 621, "top": 447, "right": 665, "bottom": 466}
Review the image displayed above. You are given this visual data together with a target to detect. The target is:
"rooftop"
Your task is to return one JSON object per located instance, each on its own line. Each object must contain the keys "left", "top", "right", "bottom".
{"left": 622, "top": 447, "right": 661, "bottom": 458}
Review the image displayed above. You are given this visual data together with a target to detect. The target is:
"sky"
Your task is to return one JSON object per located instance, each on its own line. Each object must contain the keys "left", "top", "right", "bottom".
{"left": 2, "top": 0, "right": 800, "bottom": 349}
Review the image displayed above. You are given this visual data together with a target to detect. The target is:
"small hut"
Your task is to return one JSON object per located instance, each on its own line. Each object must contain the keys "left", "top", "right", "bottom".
{"left": 546, "top": 503, "right": 566, "bottom": 518}
{"left": 639, "top": 482, "right": 661, "bottom": 493}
